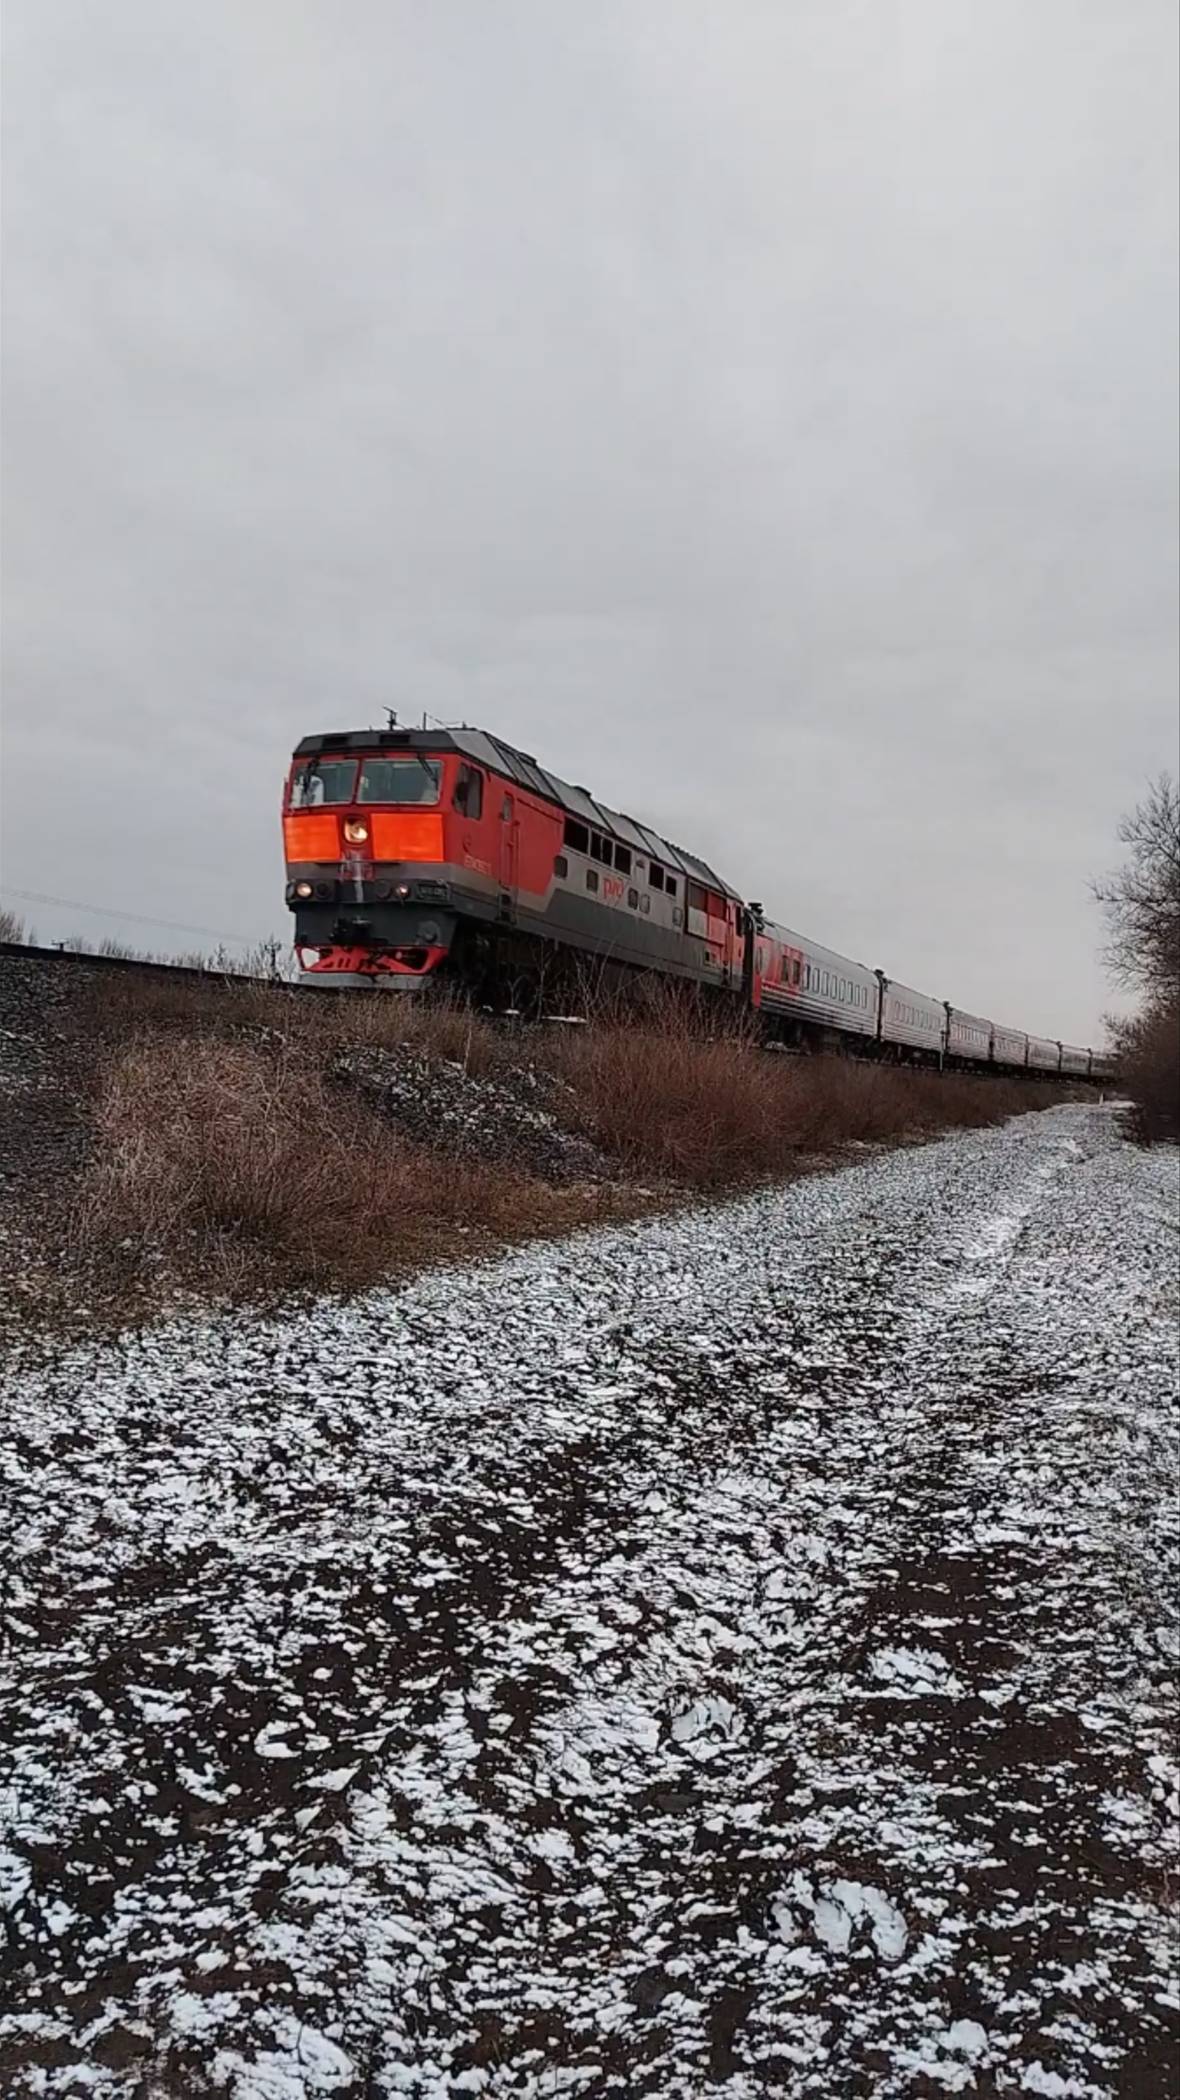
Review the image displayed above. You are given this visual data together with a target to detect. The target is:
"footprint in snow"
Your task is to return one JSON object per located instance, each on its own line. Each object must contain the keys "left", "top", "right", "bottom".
{"left": 668, "top": 1693, "right": 744, "bottom": 1757}
{"left": 866, "top": 1644, "right": 965, "bottom": 1698}
{"left": 774, "top": 1870, "right": 909, "bottom": 1962}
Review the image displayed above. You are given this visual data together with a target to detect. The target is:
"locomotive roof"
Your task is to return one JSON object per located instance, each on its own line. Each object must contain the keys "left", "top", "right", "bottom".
{"left": 293, "top": 727, "right": 742, "bottom": 899}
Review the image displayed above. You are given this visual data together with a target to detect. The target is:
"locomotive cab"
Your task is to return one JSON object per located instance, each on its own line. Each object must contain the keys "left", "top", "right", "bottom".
{"left": 283, "top": 730, "right": 490, "bottom": 984}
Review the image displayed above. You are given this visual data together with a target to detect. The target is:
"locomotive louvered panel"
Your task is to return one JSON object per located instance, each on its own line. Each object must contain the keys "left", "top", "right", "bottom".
{"left": 597, "top": 808, "right": 653, "bottom": 856}
{"left": 466, "top": 735, "right": 740, "bottom": 896}
{"left": 632, "top": 820, "right": 675, "bottom": 864}
{"left": 672, "top": 844, "right": 741, "bottom": 898}
{"left": 542, "top": 773, "right": 610, "bottom": 828}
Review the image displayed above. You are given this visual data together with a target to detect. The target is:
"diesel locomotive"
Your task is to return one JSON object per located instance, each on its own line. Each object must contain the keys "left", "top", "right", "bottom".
{"left": 282, "top": 723, "right": 1109, "bottom": 1079}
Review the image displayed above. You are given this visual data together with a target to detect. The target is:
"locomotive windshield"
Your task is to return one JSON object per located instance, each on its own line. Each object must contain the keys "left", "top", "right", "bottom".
{"left": 289, "top": 759, "right": 357, "bottom": 807}
{"left": 288, "top": 754, "right": 443, "bottom": 807}
{"left": 357, "top": 756, "right": 441, "bottom": 804}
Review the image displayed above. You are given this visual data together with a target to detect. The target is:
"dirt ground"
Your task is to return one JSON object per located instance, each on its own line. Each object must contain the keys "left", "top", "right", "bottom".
{"left": 1, "top": 1103, "right": 1176, "bottom": 2096}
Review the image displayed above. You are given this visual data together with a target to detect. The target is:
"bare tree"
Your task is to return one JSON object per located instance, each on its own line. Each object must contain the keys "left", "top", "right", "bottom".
{"left": 0, "top": 907, "right": 26, "bottom": 943}
{"left": 1093, "top": 774, "right": 1180, "bottom": 998}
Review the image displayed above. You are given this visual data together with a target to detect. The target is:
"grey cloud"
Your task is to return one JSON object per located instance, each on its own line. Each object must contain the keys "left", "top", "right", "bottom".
{"left": 2, "top": 0, "right": 1176, "bottom": 1036}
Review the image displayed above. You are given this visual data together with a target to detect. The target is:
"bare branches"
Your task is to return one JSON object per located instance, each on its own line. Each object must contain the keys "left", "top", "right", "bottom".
{"left": 1093, "top": 774, "right": 1180, "bottom": 997}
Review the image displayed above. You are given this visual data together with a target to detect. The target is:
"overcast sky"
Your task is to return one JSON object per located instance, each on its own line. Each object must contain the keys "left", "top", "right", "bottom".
{"left": 3, "top": 1, "right": 1176, "bottom": 1039}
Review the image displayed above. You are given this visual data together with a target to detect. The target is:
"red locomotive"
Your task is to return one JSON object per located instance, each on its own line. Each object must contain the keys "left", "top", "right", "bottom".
{"left": 282, "top": 723, "right": 1108, "bottom": 1078}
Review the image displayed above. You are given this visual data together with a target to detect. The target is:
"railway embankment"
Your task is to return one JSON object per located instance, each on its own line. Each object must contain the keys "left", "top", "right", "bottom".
{"left": 2, "top": 947, "right": 1077, "bottom": 1343}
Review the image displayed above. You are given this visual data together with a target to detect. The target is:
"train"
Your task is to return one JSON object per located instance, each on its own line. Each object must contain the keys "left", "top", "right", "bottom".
{"left": 282, "top": 723, "right": 1112, "bottom": 1079}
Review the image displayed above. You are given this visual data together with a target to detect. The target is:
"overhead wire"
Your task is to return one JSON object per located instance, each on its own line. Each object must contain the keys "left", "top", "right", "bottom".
{"left": 0, "top": 884, "right": 261, "bottom": 949}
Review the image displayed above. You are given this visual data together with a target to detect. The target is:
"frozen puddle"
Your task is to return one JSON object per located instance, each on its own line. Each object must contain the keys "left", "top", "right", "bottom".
{"left": 0, "top": 1105, "right": 1176, "bottom": 2097}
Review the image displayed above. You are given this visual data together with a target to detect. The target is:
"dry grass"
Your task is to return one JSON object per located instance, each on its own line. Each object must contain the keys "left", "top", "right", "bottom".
{"left": 535, "top": 1017, "right": 1065, "bottom": 1186}
{"left": 77, "top": 963, "right": 508, "bottom": 1076}
{"left": 60, "top": 979, "right": 1072, "bottom": 1318}
{"left": 68, "top": 1034, "right": 581, "bottom": 1300}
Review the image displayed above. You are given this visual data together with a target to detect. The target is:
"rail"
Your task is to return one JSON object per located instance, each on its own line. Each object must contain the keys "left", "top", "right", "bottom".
{"left": 0, "top": 941, "right": 298, "bottom": 991}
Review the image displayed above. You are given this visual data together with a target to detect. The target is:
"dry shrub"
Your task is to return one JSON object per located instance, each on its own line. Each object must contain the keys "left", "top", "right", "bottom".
{"left": 76, "top": 962, "right": 506, "bottom": 1079}
{"left": 73, "top": 963, "right": 295, "bottom": 1037}
{"left": 63, "top": 978, "right": 1072, "bottom": 1315}
{"left": 536, "top": 1003, "right": 1064, "bottom": 1188}
{"left": 1109, "top": 998, "right": 1179, "bottom": 1144}
{"left": 299, "top": 985, "right": 504, "bottom": 1078}
{"left": 70, "top": 1034, "right": 560, "bottom": 1295}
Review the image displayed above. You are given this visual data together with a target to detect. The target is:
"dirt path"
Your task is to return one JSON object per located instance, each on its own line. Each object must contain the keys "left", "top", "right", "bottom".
{"left": 1, "top": 1105, "right": 1176, "bottom": 2098}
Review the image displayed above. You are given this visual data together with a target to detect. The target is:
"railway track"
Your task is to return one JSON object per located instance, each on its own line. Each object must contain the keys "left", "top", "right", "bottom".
{"left": 0, "top": 944, "right": 1114, "bottom": 1080}
{"left": 0, "top": 940, "right": 296, "bottom": 991}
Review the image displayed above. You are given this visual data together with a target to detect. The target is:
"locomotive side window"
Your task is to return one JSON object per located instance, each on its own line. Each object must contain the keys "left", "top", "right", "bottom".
{"left": 586, "top": 868, "right": 599, "bottom": 892}
{"left": 453, "top": 765, "right": 484, "bottom": 819}
{"left": 627, "top": 886, "right": 639, "bottom": 908}
{"left": 564, "top": 818, "right": 590, "bottom": 854}
{"left": 649, "top": 864, "right": 665, "bottom": 891}
{"left": 357, "top": 757, "right": 442, "bottom": 804}
{"left": 687, "top": 881, "right": 708, "bottom": 913}
{"left": 665, "top": 876, "right": 677, "bottom": 898}
{"left": 554, "top": 855, "right": 568, "bottom": 878}
{"left": 290, "top": 759, "right": 356, "bottom": 808}
{"left": 614, "top": 844, "right": 632, "bottom": 876}
{"left": 590, "top": 833, "right": 612, "bottom": 865}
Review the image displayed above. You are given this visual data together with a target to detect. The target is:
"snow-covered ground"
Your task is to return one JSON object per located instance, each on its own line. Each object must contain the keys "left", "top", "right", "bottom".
{"left": 1, "top": 1105, "right": 1176, "bottom": 2099}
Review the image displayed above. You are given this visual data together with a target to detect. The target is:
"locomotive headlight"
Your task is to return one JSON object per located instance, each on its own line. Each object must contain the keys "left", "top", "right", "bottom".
{"left": 343, "top": 819, "right": 370, "bottom": 845}
{"left": 394, "top": 882, "right": 412, "bottom": 898}
{"left": 294, "top": 881, "right": 314, "bottom": 899}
